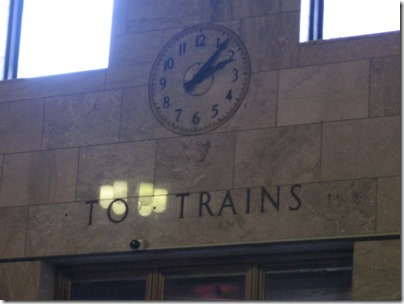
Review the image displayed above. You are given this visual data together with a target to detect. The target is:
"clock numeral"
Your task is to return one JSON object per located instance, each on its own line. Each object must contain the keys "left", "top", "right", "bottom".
{"left": 231, "top": 69, "right": 239, "bottom": 82}
{"left": 179, "top": 42, "right": 186, "bottom": 55}
{"left": 226, "top": 89, "right": 233, "bottom": 101}
{"left": 192, "top": 112, "right": 200, "bottom": 125}
{"left": 159, "top": 77, "right": 167, "bottom": 90}
{"left": 195, "top": 34, "right": 206, "bottom": 47}
{"left": 227, "top": 49, "right": 235, "bottom": 60}
{"left": 164, "top": 57, "right": 175, "bottom": 71}
{"left": 175, "top": 109, "right": 182, "bottom": 122}
{"left": 211, "top": 104, "right": 219, "bottom": 118}
{"left": 163, "top": 96, "right": 170, "bottom": 109}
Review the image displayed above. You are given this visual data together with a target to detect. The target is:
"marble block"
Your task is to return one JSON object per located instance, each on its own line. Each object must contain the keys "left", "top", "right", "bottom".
{"left": 126, "top": 0, "right": 202, "bottom": 33}
{"left": 120, "top": 86, "right": 175, "bottom": 141}
{"left": 0, "top": 149, "right": 78, "bottom": 207}
{"left": 0, "top": 207, "right": 27, "bottom": 259}
{"left": 202, "top": 0, "right": 280, "bottom": 22}
{"left": 0, "top": 99, "right": 44, "bottom": 154}
{"left": 322, "top": 116, "right": 400, "bottom": 181}
{"left": 353, "top": 240, "right": 401, "bottom": 300}
{"left": 42, "top": 90, "right": 121, "bottom": 149}
{"left": 240, "top": 12, "right": 299, "bottom": 71}
{"left": 0, "top": 70, "right": 106, "bottom": 103}
{"left": 376, "top": 176, "right": 401, "bottom": 233}
{"left": 220, "top": 71, "right": 277, "bottom": 132}
{"left": 234, "top": 123, "right": 321, "bottom": 188}
{"left": 299, "top": 32, "right": 400, "bottom": 66}
{"left": 106, "top": 32, "right": 162, "bottom": 89}
{"left": 155, "top": 133, "right": 235, "bottom": 193}
{"left": 370, "top": 56, "right": 401, "bottom": 117}
{"left": 76, "top": 141, "right": 156, "bottom": 201}
{"left": 25, "top": 179, "right": 376, "bottom": 256}
{"left": 0, "top": 261, "right": 42, "bottom": 300}
{"left": 278, "top": 61, "right": 369, "bottom": 126}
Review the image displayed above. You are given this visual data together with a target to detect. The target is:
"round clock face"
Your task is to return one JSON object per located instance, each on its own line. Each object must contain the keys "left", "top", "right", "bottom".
{"left": 148, "top": 24, "right": 251, "bottom": 135}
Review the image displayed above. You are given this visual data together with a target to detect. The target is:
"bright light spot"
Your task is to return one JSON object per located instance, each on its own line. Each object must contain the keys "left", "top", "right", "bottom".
{"left": 99, "top": 185, "right": 114, "bottom": 209}
{"left": 300, "top": 0, "right": 401, "bottom": 42}
{"left": 299, "top": 0, "right": 311, "bottom": 42}
{"left": 323, "top": 0, "right": 400, "bottom": 39}
{"left": 18, "top": 0, "right": 114, "bottom": 78}
{"left": 112, "top": 200, "right": 127, "bottom": 216}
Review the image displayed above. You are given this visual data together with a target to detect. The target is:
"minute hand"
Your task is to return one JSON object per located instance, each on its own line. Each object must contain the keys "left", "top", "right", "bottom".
{"left": 202, "top": 58, "right": 234, "bottom": 80}
{"left": 184, "top": 38, "right": 230, "bottom": 92}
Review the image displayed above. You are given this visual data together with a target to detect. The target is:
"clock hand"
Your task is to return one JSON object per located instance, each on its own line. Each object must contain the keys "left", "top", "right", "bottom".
{"left": 201, "top": 58, "right": 234, "bottom": 80}
{"left": 184, "top": 39, "right": 229, "bottom": 92}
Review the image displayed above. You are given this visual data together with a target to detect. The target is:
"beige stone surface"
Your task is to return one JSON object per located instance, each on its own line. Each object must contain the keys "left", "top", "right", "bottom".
{"left": 240, "top": 12, "right": 299, "bottom": 71}
{"left": 220, "top": 71, "right": 277, "bottom": 132}
{"left": 322, "top": 116, "right": 400, "bottom": 181}
{"left": 26, "top": 201, "right": 132, "bottom": 256}
{"left": 370, "top": 56, "right": 401, "bottom": 117}
{"left": 76, "top": 141, "right": 156, "bottom": 201}
{"left": 353, "top": 239, "right": 401, "bottom": 300}
{"left": 299, "top": 32, "right": 400, "bottom": 66}
{"left": 281, "top": 0, "right": 300, "bottom": 11}
{"left": 158, "top": 179, "right": 376, "bottom": 246}
{"left": 0, "top": 149, "right": 78, "bottom": 207}
{"left": 0, "top": 99, "right": 44, "bottom": 154}
{"left": 107, "top": 62, "right": 153, "bottom": 89}
{"left": 126, "top": 0, "right": 202, "bottom": 33}
{"left": 155, "top": 133, "right": 235, "bottom": 193}
{"left": 0, "top": 261, "right": 42, "bottom": 300}
{"left": 0, "top": 70, "right": 106, "bottom": 103}
{"left": 0, "top": 207, "right": 27, "bottom": 259}
{"left": 106, "top": 32, "right": 162, "bottom": 88}
{"left": 26, "top": 179, "right": 376, "bottom": 256}
{"left": 296, "top": 179, "right": 376, "bottom": 236}
{"left": 278, "top": 61, "right": 369, "bottom": 126}
{"left": 376, "top": 176, "right": 401, "bottom": 233}
{"left": 109, "top": 32, "right": 162, "bottom": 68}
{"left": 42, "top": 90, "right": 121, "bottom": 149}
{"left": 202, "top": 0, "right": 280, "bottom": 22}
{"left": 234, "top": 124, "right": 321, "bottom": 188}
{"left": 120, "top": 86, "right": 175, "bottom": 141}
{"left": 110, "top": 0, "right": 128, "bottom": 36}
{"left": 162, "top": 20, "right": 241, "bottom": 45}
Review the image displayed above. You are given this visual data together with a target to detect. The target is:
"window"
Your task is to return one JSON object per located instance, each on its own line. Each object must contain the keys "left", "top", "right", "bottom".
{"left": 56, "top": 241, "right": 353, "bottom": 300}
{"left": 2, "top": 0, "right": 114, "bottom": 80}
{"left": 0, "top": 0, "right": 11, "bottom": 78}
{"left": 300, "top": 0, "right": 401, "bottom": 42}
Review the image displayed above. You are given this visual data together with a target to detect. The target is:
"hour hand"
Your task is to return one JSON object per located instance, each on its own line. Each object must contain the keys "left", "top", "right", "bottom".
{"left": 204, "top": 58, "right": 233, "bottom": 77}
{"left": 184, "top": 39, "right": 230, "bottom": 92}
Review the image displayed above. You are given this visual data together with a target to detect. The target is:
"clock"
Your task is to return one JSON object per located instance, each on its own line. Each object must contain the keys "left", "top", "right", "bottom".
{"left": 148, "top": 24, "right": 251, "bottom": 135}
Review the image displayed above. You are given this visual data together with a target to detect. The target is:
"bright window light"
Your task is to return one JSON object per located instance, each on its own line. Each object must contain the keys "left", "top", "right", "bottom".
{"left": 18, "top": 0, "right": 114, "bottom": 78}
{"left": 300, "top": 0, "right": 401, "bottom": 42}
{"left": 323, "top": 0, "right": 400, "bottom": 39}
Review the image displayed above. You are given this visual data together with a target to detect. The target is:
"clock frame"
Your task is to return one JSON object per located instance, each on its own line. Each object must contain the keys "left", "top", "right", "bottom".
{"left": 148, "top": 23, "right": 251, "bottom": 135}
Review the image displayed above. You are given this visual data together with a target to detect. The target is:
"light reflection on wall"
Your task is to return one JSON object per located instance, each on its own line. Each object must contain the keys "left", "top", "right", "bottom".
{"left": 99, "top": 181, "right": 167, "bottom": 216}
{"left": 138, "top": 183, "right": 167, "bottom": 217}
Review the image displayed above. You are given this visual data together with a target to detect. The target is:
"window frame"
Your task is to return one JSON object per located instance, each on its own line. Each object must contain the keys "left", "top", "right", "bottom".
{"left": 304, "top": 0, "right": 400, "bottom": 42}
{"left": 3, "top": 0, "right": 23, "bottom": 80}
{"left": 55, "top": 241, "right": 353, "bottom": 300}
{"left": 308, "top": 0, "right": 324, "bottom": 41}
{"left": 2, "top": 0, "right": 114, "bottom": 80}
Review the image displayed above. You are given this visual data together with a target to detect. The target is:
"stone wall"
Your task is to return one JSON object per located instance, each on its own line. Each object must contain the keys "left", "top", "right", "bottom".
{"left": 0, "top": 0, "right": 400, "bottom": 300}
